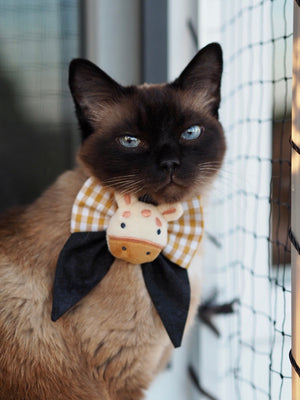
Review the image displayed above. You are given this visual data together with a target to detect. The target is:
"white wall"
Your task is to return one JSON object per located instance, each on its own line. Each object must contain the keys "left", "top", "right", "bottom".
{"left": 167, "top": 0, "right": 198, "bottom": 81}
{"left": 84, "top": 0, "right": 141, "bottom": 85}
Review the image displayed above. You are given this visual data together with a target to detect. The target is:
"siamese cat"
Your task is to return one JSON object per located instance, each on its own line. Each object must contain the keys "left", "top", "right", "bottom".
{"left": 0, "top": 43, "right": 225, "bottom": 399}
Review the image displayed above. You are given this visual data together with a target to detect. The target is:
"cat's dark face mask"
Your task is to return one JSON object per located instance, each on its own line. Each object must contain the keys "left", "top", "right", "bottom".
{"left": 69, "top": 43, "right": 226, "bottom": 204}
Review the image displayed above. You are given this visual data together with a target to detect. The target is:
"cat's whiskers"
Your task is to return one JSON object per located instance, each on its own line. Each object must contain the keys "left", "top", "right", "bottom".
{"left": 102, "top": 176, "right": 138, "bottom": 188}
{"left": 118, "top": 179, "right": 145, "bottom": 193}
{"left": 197, "top": 161, "right": 223, "bottom": 172}
{"left": 194, "top": 162, "right": 231, "bottom": 199}
{"left": 102, "top": 174, "right": 138, "bottom": 185}
{"left": 196, "top": 163, "right": 251, "bottom": 216}
{"left": 102, "top": 175, "right": 146, "bottom": 195}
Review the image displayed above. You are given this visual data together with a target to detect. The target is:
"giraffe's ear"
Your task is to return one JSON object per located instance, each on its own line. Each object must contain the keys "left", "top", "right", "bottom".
{"left": 158, "top": 203, "right": 183, "bottom": 222}
{"left": 114, "top": 193, "right": 139, "bottom": 209}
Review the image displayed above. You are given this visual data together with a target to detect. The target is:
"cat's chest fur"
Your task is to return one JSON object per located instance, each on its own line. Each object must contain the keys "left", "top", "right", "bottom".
{"left": 0, "top": 170, "right": 180, "bottom": 400}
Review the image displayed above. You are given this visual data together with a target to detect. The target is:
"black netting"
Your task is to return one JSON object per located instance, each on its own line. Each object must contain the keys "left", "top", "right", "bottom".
{"left": 201, "top": 1, "right": 292, "bottom": 399}
{"left": 0, "top": 0, "right": 80, "bottom": 212}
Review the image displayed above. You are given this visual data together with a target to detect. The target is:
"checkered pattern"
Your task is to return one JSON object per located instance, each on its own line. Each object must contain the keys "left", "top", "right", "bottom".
{"left": 164, "top": 198, "right": 204, "bottom": 268}
{"left": 71, "top": 177, "right": 116, "bottom": 232}
{"left": 71, "top": 177, "right": 204, "bottom": 269}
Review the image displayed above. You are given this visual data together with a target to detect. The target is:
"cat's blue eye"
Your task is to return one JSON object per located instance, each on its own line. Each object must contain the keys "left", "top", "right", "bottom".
{"left": 181, "top": 125, "right": 203, "bottom": 141}
{"left": 119, "top": 135, "right": 141, "bottom": 148}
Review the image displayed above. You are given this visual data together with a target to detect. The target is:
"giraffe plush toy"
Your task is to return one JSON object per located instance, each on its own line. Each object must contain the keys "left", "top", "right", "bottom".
{"left": 106, "top": 193, "right": 183, "bottom": 264}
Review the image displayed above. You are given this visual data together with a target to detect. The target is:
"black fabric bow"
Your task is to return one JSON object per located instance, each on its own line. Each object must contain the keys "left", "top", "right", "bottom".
{"left": 51, "top": 231, "right": 190, "bottom": 348}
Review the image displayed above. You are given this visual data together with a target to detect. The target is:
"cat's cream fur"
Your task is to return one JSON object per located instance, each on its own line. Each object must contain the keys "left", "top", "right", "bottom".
{"left": 0, "top": 167, "right": 201, "bottom": 400}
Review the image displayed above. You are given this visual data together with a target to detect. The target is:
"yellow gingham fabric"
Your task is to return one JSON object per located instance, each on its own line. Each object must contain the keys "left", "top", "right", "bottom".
{"left": 71, "top": 177, "right": 204, "bottom": 269}
{"left": 71, "top": 177, "right": 116, "bottom": 233}
{"left": 164, "top": 198, "right": 204, "bottom": 268}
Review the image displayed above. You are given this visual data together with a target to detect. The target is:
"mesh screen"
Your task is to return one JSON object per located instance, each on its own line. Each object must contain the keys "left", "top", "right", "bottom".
{"left": 0, "top": 0, "right": 80, "bottom": 212}
{"left": 202, "top": 1, "right": 292, "bottom": 398}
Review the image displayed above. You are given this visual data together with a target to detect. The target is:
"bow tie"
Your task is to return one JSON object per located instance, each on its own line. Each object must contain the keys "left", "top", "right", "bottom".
{"left": 51, "top": 177, "right": 204, "bottom": 347}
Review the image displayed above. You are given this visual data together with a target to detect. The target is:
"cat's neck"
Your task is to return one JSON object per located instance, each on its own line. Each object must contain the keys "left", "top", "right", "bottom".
{"left": 0, "top": 167, "right": 87, "bottom": 265}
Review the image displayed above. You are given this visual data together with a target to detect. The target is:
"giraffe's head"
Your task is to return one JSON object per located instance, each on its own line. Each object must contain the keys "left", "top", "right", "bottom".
{"left": 106, "top": 193, "right": 183, "bottom": 264}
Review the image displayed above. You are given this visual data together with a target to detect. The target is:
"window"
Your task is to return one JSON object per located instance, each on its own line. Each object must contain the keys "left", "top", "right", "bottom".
{"left": 0, "top": 0, "right": 80, "bottom": 212}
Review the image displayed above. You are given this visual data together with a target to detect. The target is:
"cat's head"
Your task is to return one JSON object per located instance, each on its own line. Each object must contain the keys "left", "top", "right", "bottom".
{"left": 69, "top": 43, "right": 226, "bottom": 204}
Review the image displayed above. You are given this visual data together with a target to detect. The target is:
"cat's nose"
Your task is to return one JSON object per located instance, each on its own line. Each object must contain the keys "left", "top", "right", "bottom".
{"left": 160, "top": 158, "right": 180, "bottom": 172}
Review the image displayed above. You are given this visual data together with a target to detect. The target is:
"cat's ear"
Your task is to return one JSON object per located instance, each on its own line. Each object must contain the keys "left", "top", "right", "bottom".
{"left": 69, "top": 58, "right": 125, "bottom": 140}
{"left": 172, "top": 42, "right": 223, "bottom": 117}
